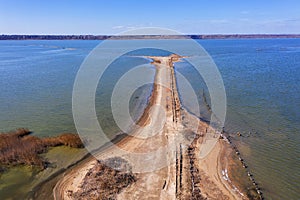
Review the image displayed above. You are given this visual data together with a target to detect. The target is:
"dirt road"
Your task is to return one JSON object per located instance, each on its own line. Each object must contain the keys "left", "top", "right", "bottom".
{"left": 53, "top": 54, "right": 248, "bottom": 200}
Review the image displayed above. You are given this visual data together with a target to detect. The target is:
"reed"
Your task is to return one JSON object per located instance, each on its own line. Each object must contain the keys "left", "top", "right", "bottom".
{"left": 0, "top": 128, "right": 84, "bottom": 170}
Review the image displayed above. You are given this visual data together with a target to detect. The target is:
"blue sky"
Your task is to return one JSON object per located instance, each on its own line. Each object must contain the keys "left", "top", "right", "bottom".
{"left": 0, "top": 0, "right": 300, "bottom": 34}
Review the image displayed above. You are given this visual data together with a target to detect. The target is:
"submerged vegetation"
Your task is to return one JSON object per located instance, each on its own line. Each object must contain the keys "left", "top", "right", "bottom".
{"left": 0, "top": 128, "right": 84, "bottom": 170}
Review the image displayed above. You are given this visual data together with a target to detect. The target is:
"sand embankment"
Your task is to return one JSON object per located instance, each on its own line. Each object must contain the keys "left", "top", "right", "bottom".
{"left": 53, "top": 55, "right": 257, "bottom": 200}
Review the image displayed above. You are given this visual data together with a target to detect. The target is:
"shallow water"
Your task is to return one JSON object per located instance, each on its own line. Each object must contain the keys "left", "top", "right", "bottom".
{"left": 0, "top": 39, "right": 299, "bottom": 199}
{"left": 179, "top": 39, "right": 300, "bottom": 199}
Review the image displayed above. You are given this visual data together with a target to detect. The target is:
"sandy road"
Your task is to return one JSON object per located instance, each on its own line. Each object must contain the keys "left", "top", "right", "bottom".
{"left": 53, "top": 54, "right": 247, "bottom": 200}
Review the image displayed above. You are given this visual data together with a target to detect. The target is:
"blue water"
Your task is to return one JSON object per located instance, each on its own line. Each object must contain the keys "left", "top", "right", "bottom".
{"left": 199, "top": 39, "right": 300, "bottom": 200}
{"left": 0, "top": 40, "right": 97, "bottom": 136}
{"left": 0, "top": 39, "right": 299, "bottom": 199}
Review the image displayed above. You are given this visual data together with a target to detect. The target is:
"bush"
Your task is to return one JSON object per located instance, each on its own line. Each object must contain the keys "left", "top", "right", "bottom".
{"left": 0, "top": 128, "right": 84, "bottom": 170}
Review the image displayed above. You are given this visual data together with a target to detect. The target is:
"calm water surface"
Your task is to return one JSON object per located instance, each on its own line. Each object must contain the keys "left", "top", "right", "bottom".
{"left": 0, "top": 39, "right": 299, "bottom": 199}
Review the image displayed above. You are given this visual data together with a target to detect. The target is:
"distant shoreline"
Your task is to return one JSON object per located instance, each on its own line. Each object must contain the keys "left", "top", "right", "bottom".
{"left": 1, "top": 34, "right": 300, "bottom": 40}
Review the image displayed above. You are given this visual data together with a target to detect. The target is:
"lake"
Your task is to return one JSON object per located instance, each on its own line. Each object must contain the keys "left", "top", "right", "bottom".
{"left": 0, "top": 39, "right": 299, "bottom": 199}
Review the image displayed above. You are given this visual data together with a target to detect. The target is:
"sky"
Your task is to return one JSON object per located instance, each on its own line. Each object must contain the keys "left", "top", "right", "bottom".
{"left": 0, "top": 0, "right": 300, "bottom": 35}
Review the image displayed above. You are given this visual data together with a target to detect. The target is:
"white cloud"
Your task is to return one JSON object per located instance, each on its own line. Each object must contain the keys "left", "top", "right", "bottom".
{"left": 240, "top": 11, "right": 250, "bottom": 15}
{"left": 112, "top": 25, "right": 125, "bottom": 29}
{"left": 209, "top": 19, "right": 229, "bottom": 24}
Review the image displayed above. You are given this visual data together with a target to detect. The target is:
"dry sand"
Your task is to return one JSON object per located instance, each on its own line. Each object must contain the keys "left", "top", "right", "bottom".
{"left": 53, "top": 54, "right": 251, "bottom": 200}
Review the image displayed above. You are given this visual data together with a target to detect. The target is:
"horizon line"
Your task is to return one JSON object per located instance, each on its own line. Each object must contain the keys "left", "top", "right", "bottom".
{"left": 1, "top": 34, "right": 300, "bottom": 40}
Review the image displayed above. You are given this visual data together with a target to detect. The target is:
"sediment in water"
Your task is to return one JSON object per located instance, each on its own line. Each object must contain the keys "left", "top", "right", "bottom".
{"left": 35, "top": 54, "right": 262, "bottom": 200}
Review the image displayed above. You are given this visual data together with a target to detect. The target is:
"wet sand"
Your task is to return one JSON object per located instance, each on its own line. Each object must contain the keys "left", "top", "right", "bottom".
{"left": 51, "top": 55, "right": 256, "bottom": 199}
